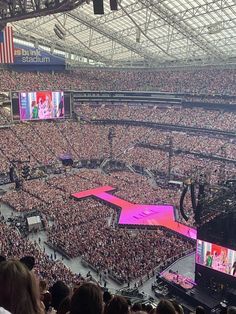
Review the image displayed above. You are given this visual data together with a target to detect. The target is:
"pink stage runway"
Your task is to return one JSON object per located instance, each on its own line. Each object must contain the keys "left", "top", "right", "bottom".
{"left": 72, "top": 186, "right": 196, "bottom": 240}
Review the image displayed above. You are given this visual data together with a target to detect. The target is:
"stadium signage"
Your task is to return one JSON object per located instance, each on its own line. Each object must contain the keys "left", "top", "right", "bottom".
{"left": 13, "top": 44, "right": 65, "bottom": 66}
{"left": 14, "top": 48, "right": 50, "bottom": 63}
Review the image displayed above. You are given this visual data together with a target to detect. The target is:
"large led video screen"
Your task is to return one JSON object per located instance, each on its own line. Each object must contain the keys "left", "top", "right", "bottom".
{"left": 196, "top": 239, "right": 236, "bottom": 277}
{"left": 19, "top": 91, "right": 64, "bottom": 120}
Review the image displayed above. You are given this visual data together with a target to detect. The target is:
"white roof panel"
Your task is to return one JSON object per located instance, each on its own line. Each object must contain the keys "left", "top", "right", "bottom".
{"left": 11, "top": 0, "right": 236, "bottom": 66}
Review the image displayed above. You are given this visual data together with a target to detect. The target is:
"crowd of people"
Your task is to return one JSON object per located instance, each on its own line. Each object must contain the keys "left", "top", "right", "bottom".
{"left": 2, "top": 258, "right": 235, "bottom": 314}
{"left": 0, "top": 223, "right": 81, "bottom": 287}
{"left": 1, "top": 170, "right": 194, "bottom": 283}
{"left": 76, "top": 103, "right": 236, "bottom": 132}
{"left": 1, "top": 189, "right": 42, "bottom": 212}
{"left": 0, "top": 117, "right": 235, "bottom": 183}
{"left": 0, "top": 107, "right": 10, "bottom": 125}
{"left": 0, "top": 67, "right": 236, "bottom": 95}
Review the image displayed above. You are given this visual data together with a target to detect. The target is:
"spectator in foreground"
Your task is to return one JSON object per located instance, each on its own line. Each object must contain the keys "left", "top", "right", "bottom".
{"left": 171, "top": 300, "right": 184, "bottom": 314}
{"left": 0, "top": 259, "right": 43, "bottom": 314}
{"left": 49, "top": 280, "right": 70, "bottom": 312}
{"left": 131, "top": 303, "right": 143, "bottom": 312}
{"left": 156, "top": 300, "right": 176, "bottom": 314}
{"left": 70, "top": 282, "right": 103, "bottom": 314}
{"left": 103, "top": 291, "right": 112, "bottom": 305}
{"left": 196, "top": 306, "right": 206, "bottom": 314}
{"left": 57, "top": 296, "right": 71, "bottom": 314}
{"left": 104, "top": 295, "right": 129, "bottom": 314}
{"left": 144, "top": 304, "right": 153, "bottom": 313}
{"left": 39, "top": 280, "right": 52, "bottom": 311}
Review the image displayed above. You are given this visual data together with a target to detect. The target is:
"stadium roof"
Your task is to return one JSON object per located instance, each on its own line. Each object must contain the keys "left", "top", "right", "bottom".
{"left": 10, "top": 0, "right": 236, "bottom": 67}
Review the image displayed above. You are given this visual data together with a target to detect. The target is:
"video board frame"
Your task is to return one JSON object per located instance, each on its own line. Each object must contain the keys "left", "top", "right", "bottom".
{"left": 10, "top": 90, "right": 72, "bottom": 121}
{"left": 196, "top": 239, "right": 236, "bottom": 277}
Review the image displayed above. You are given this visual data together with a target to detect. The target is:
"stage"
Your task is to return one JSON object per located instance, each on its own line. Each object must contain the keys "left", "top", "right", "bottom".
{"left": 73, "top": 186, "right": 225, "bottom": 310}
{"left": 155, "top": 254, "right": 222, "bottom": 313}
{"left": 72, "top": 186, "right": 196, "bottom": 240}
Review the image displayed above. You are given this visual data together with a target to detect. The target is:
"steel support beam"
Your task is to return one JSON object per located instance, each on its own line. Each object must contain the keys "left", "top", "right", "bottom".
{"left": 0, "top": 0, "right": 85, "bottom": 23}
{"left": 139, "top": 0, "right": 225, "bottom": 59}
{"left": 13, "top": 27, "right": 109, "bottom": 64}
{"left": 66, "top": 10, "right": 161, "bottom": 61}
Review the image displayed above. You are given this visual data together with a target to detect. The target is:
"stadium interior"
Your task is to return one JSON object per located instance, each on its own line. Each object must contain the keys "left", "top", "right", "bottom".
{"left": 0, "top": 0, "right": 236, "bottom": 314}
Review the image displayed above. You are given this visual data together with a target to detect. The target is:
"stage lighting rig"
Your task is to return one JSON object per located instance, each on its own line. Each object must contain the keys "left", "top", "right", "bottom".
{"left": 196, "top": 178, "right": 236, "bottom": 229}
{"left": 179, "top": 173, "right": 209, "bottom": 225}
{"left": 0, "top": 0, "right": 86, "bottom": 23}
{"left": 22, "top": 164, "right": 30, "bottom": 179}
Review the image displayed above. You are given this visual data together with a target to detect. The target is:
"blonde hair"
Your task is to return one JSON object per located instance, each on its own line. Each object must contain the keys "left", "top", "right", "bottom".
{"left": 0, "top": 259, "right": 42, "bottom": 314}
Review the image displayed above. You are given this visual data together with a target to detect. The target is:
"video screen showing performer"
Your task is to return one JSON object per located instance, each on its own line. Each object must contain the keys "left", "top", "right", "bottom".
{"left": 19, "top": 91, "right": 64, "bottom": 120}
{"left": 196, "top": 239, "right": 236, "bottom": 277}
